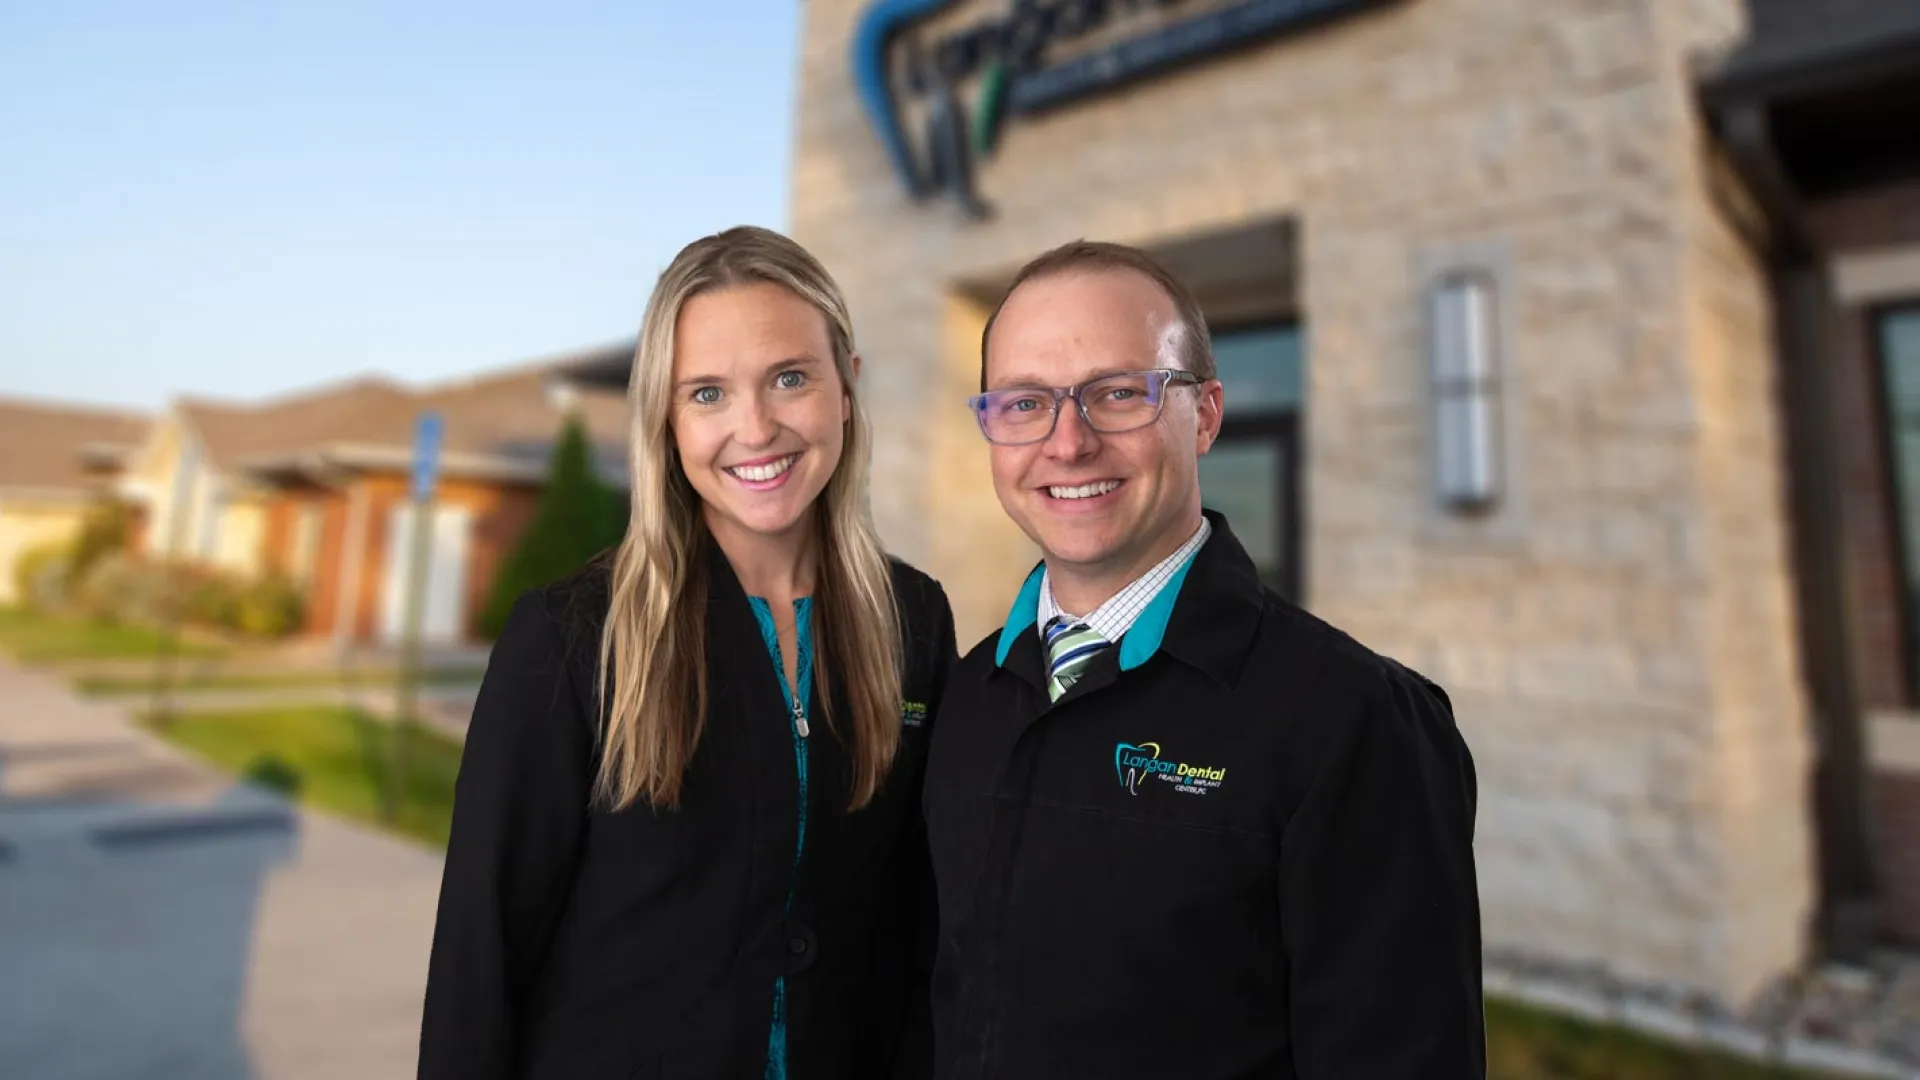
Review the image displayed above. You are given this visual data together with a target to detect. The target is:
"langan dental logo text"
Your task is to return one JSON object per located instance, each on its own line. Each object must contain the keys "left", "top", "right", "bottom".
{"left": 1114, "top": 741, "right": 1227, "bottom": 796}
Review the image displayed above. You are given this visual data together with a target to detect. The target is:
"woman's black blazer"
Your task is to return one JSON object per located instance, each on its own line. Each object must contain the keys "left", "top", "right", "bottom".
{"left": 418, "top": 543, "right": 956, "bottom": 1080}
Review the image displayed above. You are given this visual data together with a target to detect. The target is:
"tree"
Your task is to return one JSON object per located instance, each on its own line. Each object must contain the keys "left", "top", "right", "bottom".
{"left": 479, "top": 416, "right": 627, "bottom": 639}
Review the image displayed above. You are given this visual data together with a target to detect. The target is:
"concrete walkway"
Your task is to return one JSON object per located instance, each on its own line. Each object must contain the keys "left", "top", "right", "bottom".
{"left": 0, "top": 659, "right": 447, "bottom": 1080}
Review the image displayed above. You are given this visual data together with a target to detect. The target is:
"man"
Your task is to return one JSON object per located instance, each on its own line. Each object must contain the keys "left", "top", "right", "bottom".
{"left": 923, "top": 241, "right": 1484, "bottom": 1078}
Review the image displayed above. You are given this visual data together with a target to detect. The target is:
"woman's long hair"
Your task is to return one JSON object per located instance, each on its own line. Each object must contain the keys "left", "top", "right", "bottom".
{"left": 596, "top": 225, "right": 902, "bottom": 812}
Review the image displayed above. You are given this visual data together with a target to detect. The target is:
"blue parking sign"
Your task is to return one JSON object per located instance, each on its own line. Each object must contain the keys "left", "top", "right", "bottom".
{"left": 412, "top": 410, "right": 444, "bottom": 500}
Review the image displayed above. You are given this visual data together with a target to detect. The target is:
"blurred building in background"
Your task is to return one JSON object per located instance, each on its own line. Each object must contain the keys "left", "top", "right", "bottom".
{"left": 1698, "top": 0, "right": 1920, "bottom": 968}
{"left": 11, "top": 345, "right": 634, "bottom": 648}
{"left": 0, "top": 399, "right": 149, "bottom": 605}
{"left": 732, "top": 0, "right": 1916, "bottom": 1012}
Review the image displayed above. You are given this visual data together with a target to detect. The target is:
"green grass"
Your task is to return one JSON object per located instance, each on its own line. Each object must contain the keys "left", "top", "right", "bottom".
{"left": 141, "top": 704, "right": 463, "bottom": 848}
{"left": 79, "top": 667, "right": 486, "bottom": 696}
{"left": 0, "top": 606, "right": 227, "bottom": 662}
{"left": 1487, "top": 998, "right": 1845, "bottom": 1079}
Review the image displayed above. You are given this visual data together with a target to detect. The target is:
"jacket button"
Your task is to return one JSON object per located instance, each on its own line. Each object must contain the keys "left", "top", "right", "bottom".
{"left": 782, "top": 920, "right": 818, "bottom": 974}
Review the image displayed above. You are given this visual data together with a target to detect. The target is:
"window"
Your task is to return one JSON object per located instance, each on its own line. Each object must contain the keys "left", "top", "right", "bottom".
{"left": 1213, "top": 323, "right": 1303, "bottom": 412}
{"left": 1198, "top": 323, "right": 1303, "bottom": 600}
{"left": 1878, "top": 304, "right": 1920, "bottom": 702}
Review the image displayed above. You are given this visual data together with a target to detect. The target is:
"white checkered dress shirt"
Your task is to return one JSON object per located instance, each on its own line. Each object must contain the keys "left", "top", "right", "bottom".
{"left": 1037, "top": 518, "right": 1212, "bottom": 649}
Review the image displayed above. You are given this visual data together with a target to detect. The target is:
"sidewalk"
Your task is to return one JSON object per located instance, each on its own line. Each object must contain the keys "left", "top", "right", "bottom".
{"left": 0, "top": 659, "right": 446, "bottom": 1080}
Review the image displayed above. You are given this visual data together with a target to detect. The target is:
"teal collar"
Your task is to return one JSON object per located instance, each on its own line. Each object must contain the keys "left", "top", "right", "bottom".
{"left": 993, "top": 551, "right": 1202, "bottom": 672}
{"left": 993, "top": 566, "right": 1047, "bottom": 668}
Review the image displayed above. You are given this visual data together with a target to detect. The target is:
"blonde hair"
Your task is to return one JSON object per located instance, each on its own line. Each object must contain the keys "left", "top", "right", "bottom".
{"left": 597, "top": 225, "right": 903, "bottom": 812}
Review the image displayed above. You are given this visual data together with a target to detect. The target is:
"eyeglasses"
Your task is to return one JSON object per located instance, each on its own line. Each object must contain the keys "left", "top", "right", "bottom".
{"left": 967, "top": 369, "right": 1204, "bottom": 446}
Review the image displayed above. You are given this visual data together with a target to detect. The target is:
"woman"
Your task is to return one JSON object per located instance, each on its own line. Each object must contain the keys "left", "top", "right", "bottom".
{"left": 418, "top": 226, "right": 956, "bottom": 1080}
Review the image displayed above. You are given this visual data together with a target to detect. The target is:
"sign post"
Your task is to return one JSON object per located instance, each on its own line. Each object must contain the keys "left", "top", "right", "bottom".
{"left": 148, "top": 443, "right": 202, "bottom": 731}
{"left": 384, "top": 409, "right": 442, "bottom": 826}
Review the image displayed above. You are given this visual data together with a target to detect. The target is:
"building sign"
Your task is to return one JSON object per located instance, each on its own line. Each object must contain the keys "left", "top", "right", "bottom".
{"left": 853, "top": 0, "right": 1404, "bottom": 219}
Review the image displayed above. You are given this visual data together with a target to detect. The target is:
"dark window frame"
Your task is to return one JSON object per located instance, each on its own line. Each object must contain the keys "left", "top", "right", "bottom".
{"left": 1872, "top": 300, "right": 1920, "bottom": 706}
{"left": 1209, "top": 317, "right": 1304, "bottom": 416}
{"left": 1204, "top": 319, "right": 1304, "bottom": 603}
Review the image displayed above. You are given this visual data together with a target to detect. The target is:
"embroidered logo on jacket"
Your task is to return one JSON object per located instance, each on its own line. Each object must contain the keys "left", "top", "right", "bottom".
{"left": 901, "top": 701, "right": 928, "bottom": 727}
{"left": 1115, "top": 741, "right": 1227, "bottom": 797}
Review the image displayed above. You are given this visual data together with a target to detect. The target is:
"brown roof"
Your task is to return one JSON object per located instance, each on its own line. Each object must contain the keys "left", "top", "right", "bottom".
{"left": 417, "top": 364, "right": 627, "bottom": 467}
{"left": 0, "top": 396, "right": 151, "bottom": 496}
{"left": 177, "top": 377, "right": 414, "bottom": 469}
{"left": 187, "top": 359, "right": 629, "bottom": 486}
{"left": 547, "top": 339, "right": 636, "bottom": 391}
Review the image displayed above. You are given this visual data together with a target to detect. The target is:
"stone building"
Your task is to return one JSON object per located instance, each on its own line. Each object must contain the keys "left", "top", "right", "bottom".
{"left": 762, "top": 0, "right": 1920, "bottom": 1009}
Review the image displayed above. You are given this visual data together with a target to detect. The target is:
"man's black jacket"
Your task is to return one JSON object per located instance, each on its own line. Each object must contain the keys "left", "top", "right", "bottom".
{"left": 924, "top": 512, "right": 1484, "bottom": 1078}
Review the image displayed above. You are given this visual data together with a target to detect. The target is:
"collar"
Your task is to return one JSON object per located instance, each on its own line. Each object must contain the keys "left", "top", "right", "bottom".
{"left": 994, "top": 510, "right": 1264, "bottom": 685}
{"left": 702, "top": 529, "right": 744, "bottom": 608}
{"left": 1037, "top": 518, "right": 1212, "bottom": 645}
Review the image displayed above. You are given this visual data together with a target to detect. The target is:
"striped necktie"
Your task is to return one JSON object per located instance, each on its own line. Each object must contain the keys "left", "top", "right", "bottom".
{"left": 1044, "top": 616, "right": 1109, "bottom": 702}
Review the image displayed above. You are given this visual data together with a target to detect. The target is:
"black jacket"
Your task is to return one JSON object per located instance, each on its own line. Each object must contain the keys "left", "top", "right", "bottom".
{"left": 925, "top": 512, "right": 1483, "bottom": 1079}
{"left": 419, "top": 545, "right": 957, "bottom": 1080}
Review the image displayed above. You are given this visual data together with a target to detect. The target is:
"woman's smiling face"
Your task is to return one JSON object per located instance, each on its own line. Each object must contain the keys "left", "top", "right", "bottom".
{"left": 670, "top": 282, "right": 851, "bottom": 547}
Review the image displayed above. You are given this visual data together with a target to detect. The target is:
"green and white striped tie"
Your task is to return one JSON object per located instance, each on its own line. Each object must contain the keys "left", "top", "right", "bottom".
{"left": 1044, "top": 616, "right": 1109, "bottom": 702}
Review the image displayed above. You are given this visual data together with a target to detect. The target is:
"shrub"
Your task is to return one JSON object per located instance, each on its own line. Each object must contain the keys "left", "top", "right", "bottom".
{"left": 73, "top": 551, "right": 170, "bottom": 625}
{"left": 242, "top": 753, "right": 303, "bottom": 796}
{"left": 13, "top": 543, "right": 71, "bottom": 612}
{"left": 71, "top": 553, "right": 302, "bottom": 640}
{"left": 179, "top": 567, "right": 243, "bottom": 631}
{"left": 236, "top": 575, "right": 305, "bottom": 638}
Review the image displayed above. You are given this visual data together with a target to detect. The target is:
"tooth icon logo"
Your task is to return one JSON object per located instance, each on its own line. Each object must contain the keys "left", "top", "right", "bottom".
{"left": 1114, "top": 741, "right": 1162, "bottom": 796}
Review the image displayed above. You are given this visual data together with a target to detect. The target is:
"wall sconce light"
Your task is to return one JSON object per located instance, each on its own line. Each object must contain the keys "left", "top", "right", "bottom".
{"left": 1429, "top": 271, "right": 1503, "bottom": 512}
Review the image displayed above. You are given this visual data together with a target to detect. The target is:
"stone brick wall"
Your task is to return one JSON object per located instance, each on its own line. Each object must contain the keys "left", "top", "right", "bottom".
{"left": 792, "top": 0, "right": 1810, "bottom": 1005}
{"left": 1675, "top": 125, "right": 1816, "bottom": 1001}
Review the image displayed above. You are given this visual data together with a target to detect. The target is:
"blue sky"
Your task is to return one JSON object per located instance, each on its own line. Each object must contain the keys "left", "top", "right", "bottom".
{"left": 0, "top": 1, "right": 802, "bottom": 412}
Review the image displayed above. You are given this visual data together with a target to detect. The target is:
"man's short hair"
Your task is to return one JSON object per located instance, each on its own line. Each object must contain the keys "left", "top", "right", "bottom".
{"left": 979, "top": 240, "right": 1215, "bottom": 391}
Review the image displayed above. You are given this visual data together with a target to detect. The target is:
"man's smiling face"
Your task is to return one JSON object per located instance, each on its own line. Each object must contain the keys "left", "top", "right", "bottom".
{"left": 982, "top": 267, "right": 1221, "bottom": 585}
